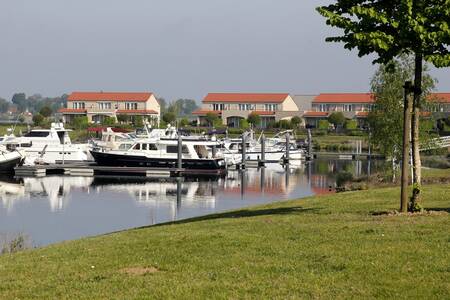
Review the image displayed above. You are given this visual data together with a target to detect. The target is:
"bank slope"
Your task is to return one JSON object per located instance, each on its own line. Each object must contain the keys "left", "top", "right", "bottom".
{"left": 1, "top": 185, "right": 449, "bottom": 299}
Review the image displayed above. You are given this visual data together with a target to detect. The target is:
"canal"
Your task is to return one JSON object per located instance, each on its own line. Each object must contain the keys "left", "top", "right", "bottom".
{"left": 0, "top": 159, "right": 384, "bottom": 247}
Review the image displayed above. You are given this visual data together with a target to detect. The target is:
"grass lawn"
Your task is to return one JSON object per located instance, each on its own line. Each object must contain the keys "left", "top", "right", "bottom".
{"left": 0, "top": 185, "right": 449, "bottom": 299}
{"left": 0, "top": 124, "right": 27, "bottom": 136}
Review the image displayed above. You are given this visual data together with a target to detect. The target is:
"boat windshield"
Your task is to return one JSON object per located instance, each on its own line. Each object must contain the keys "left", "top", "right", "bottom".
{"left": 118, "top": 143, "right": 133, "bottom": 150}
{"left": 23, "top": 131, "right": 49, "bottom": 138}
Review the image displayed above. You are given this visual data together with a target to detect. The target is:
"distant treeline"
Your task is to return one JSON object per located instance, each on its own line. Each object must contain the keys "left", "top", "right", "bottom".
{"left": 0, "top": 93, "right": 67, "bottom": 114}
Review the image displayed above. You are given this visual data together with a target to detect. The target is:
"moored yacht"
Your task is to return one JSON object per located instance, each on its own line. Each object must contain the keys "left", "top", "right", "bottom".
{"left": 3, "top": 123, "right": 88, "bottom": 164}
{"left": 90, "top": 137, "right": 227, "bottom": 172}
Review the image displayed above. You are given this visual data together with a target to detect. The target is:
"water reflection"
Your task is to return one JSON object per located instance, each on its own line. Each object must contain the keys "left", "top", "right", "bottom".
{"left": 0, "top": 159, "right": 385, "bottom": 246}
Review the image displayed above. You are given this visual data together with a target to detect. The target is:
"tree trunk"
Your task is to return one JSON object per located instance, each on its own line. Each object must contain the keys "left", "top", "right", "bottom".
{"left": 410, "top": 53, "right": 422, "bottom": 211}
{"left": 400, "top": 82, "right": 413, "bottom": 213}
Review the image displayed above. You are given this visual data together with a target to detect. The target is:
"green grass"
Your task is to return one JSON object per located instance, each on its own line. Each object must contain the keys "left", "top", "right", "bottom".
{"left": 0, "top": 124, "right": 27, "bottom": 136}
{"left": 0, "top": 185, "right": 449, "bottom": 299}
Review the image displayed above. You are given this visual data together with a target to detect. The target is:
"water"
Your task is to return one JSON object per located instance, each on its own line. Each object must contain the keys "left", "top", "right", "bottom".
{"left": 0, "top": 159, "right": 383, "bottom": 247}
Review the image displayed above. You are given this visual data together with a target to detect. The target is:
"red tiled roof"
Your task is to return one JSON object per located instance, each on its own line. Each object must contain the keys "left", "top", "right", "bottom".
{"left": 192, "top": 109, "right": 222, "bottom": 115}
{"left": 116, "top": 109, "right": 158, "bottom": 114}
{"left": 203, "top": 93, "right": 289, "bottom": 103}
{"left": 58, "top": 108, "right": 87, "bottom": 114}
{"left": 68, "top": 92, "right": 153, "bottom": 102}
{"left": 303, "top": 111, "right": 329, "bottom": 117}
{"left": 429, "top": 93, "right": 450, "bottom": 103}
{"left": 251, "top": 111, "right": 276, "bottom": 116}
{"left": 313, "top": 93, "right": 375, "bottom": 103}
{"left": 356, "top": 111, "right": 369, "bottom": 117}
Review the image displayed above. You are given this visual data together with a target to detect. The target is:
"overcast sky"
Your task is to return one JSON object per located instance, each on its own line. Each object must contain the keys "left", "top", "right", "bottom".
{"left": 1, "top": 0, "right": 449, "bottom": 102}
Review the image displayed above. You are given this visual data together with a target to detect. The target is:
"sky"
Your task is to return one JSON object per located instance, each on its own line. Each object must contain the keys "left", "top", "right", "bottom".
{"left": 1, "top": 0, "right": 449, "bottom": 102}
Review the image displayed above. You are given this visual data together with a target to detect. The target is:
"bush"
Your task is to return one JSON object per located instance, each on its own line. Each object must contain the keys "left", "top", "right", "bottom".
{"left": 290, "top": 116, "right": 302, "bottom": 128}
{"left": 133, "top": 116, "right": 144, "bottom": 127}
{"left": 328, "top": 112, "right": 345, "bottom": 128}
{"left": 318, "top": 120, "right": 329, "bottom": 130}
{"left": 240, "top": 119, "right": 249, "bottom": 130}
{"left": 345, "top": 120, "right": 358, "bottom": 130}
{"left": 336, "top": 171, "right": 354, "bottom": 187}
{"left": 162, "top": 112, "right": 176, "bottom": 124}
{"left": 247, "top": 113, "right": 261, "bottom": 127}
{"left": 179, "top": 118, "right": 190, "bottom": 127}
{"left": 117, "top": 114, "right": 129, "bottom": 123}
{"left": 278, "top": 120, "right": 292, "bottom": 129}
{"left": 71, "top": 116, "right": 89, "bottom": 130}
{"left": 32, "top": 113, "right": 45, "bottom": 126}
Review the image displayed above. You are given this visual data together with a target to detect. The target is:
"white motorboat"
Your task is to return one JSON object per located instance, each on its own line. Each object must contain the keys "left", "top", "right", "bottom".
{"left": 0, "top": 147, "right": 25, "bottom": 173}
{"left": 3, "top": 123, "right": 88, "bottom": 165}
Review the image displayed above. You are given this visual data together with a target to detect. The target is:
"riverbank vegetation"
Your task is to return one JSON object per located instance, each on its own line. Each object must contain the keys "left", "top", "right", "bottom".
{"left": 0, "top": 183, "right": 448, "bottom": 299}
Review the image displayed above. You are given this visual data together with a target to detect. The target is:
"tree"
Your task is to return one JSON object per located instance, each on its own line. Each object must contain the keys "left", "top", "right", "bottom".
{"left": 133, "top": 116, "right": 144, "bottom": 127}
{"left": 239, "top": 119, "right": 249, "bottom": 130}
{"left": 116, "top": 114, "right": 129, "bottom": 123}
{"left": 247, "top": 113, "right": 261, "bottom": 128}
{"left": 290, "top": 116, "right": 302, "bottom": 129}
{"left": 32, "top": 113, "right": 45, "bottom": 126}
{"left": 369, "top": 56, "right": 435, "bottom": 178}
{"left": 157, "top": 98, "right": 167, "bottom": 113}
{"left": 179, "top": 118, "right": 190, "bottom": 127}
{"left": 72, "top": 116, "right": 89, "bottom": 130}
{"left": 328, "top": 112, "right": 346, "bottom": 129}
{"left": 317, "top": 1, "right": 450, "bottom": 212}
{"left": 39, "top": 106, "right": 52, "bottom": 118}
{"left": 168, "top": 99, "right": 199, "bottom": 116}
{"left": 162, "top": 112, "right": 176, "bottom": 124}
{"left": 0, "top": 98, "right": 9, "bottom": 113}
{"left": 11, "top": 93, "right": 27, "bottom": 112}
{"left": 102, "top": 116, "right": 116, "bottom": 126}
{"left": 205, "top": 112, "right": 219, "bottom": 127}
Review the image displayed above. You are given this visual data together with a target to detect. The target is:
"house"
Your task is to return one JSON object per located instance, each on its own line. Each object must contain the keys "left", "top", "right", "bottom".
{"left": 192, "top": 93, "right": 299, "bottom": 128}
{"left": 304, "top": 93, "right": 375, "bottom": 128}
{"left": 59, "top": 92, "right": 160, "bottom": 124}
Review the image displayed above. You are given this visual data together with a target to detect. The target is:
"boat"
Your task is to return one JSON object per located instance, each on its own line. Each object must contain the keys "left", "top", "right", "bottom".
{"left": 3, "top": 123, "right": 88, "bottom": 164}
{"left": 0, "top": 148, "right": 25, "bottom": 173}
{"left": 90, "top": 137, "right": 227, "bottom": 172}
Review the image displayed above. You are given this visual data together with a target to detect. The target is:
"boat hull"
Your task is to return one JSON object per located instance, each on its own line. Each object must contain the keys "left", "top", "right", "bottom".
{"left": 0, "top": 153, "right": 24, "bottom": 173}
{"left": 90, "top": 150, "right": 226, "bottom": 171}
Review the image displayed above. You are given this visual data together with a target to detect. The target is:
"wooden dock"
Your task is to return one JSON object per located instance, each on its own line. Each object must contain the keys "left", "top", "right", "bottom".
{"left": 14, "top": 163, "right": 227, "bottom": 178}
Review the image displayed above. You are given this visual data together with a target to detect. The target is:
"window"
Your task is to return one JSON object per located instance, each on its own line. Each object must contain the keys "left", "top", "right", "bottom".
{"left": 142, "top": 144, "right": 147, "bottom": 150}
{"left": 319, "top": 104, "right": 327, "bottom": 112}
{"left": 264, "top": 104, "right": 278, "bottom": 111}
{"left": 239, "top": 104, "right": 255, "bottom": 111}
{"left": 118, "top": 143, "right": 132, "bottom": 150}
{"left": 72, "top": 102, "right": 85, "bottom": 109}
{"left": 24, "top": 131, "right": 49, "bottom": 137}
{"left": 133, "top": 143, "right": 141, "bottom": 150}
{"left": 166, "top": 145, "right": 189, "bottom": 153}
{"left": 343, "top": 104, "right": 353, "bottom": 112}
{"left": 213, "top": 103, "right": 225, "bottom": 110}
{"left": 148, "top": 144, "right": 158, "bottom": 150}
{"left": 125, "top": 102, "right": 138, "bottom": 110}
{"left": 98, "top": 102, "right": 112, "bottom": 110}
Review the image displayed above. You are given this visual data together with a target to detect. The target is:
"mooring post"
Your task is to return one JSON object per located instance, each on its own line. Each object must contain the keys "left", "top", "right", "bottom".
{"left": 260, "top": 134, "right": 265, "bottom": 167}
{"left": 241, "top": 135, "right": 246, "bottom": 169}
{"left": 285, "top": 134, "right": 290, "bottom": 165}
{"left": 177, "top": 134, "right": 182, "bottom": 171}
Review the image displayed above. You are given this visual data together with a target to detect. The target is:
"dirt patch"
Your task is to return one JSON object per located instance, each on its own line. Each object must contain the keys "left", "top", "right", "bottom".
{"left": 372, "top": 210, "right": 448, "bottom": 217}
{"left": 120, "top": 266, "right": 159, "bottom": 276}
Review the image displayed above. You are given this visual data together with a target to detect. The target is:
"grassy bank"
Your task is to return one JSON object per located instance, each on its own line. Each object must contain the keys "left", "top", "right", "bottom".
{"left": 1, "top": 184, "right": 449, "bottom": 299}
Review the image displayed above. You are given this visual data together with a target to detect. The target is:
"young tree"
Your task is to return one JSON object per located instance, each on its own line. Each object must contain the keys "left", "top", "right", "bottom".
{"left": 290, "top": 116, "right": 302, "bottom": 129}
{"left": 247, "top": 113, "right": 261, "bottom": 128}
{"left": 205, "top": 112, "right": 220, "bottom": 127}
{"left": 162, "top": 112, "right": 176, "bottom": 124}
{"left": 328, "top": 112, "right": 346, "bottom": 129}
{"left": 39, "top": 106, "right": 53, "bottom": 118}
{"left": 317, "top": 1, "right": 450, "bottom": 211}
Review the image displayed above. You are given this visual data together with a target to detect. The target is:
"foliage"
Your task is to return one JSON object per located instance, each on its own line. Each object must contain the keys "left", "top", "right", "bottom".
{"left": 179, "top": 118, "right": 190, "bottom": 127}
{"left": 116, "top": 114, "right": 129, "bottom": 123}
{"left": 0, "top": 98, "right": 9, "bottom": 113}
{"left": 316, "top": 1, "right": 450, "bottom": 68}
{"left": 168, "top": 99, "right": 199, "bottom": 116}
{"left": 328, "top": 112, "right": 346, "bottom": 128}
{"left": 32, "top": 113, "right": 45, "bottom": 126}
{"left": 162, "top": 112, "right": 176, "bottom": 124}
{"left": 11, "top": 93, "right": 67, "bottom": 114}
{"left": 345, "top": 120, "right": 358, "bottom": 130}
{"left": 247, "top": 113, "right": 261, "bottom": 127}
{"left": 71, "top": 116, "right": 89, "bottom": 130}
{"left": 318, "top": 120, "right": 329, "bottom": 130}
{"left": 133, "top": 116, "right": 144, "bottom": 127}
{"left": 157, "top": 98, "right": 167, "bottom": 113}
{"left": 368, "top": 56, "right": 435, "bottom": 161}
{"left": 39, "top": 106, "right": 52, "bottom": 118}
{"left": 102, "top": 116, "right": 116, "bottom": 126}
{"left": 11, "top": 93, "right": 27, "bottom": 112}
{"left": 239, "top": 119, "right": 249, "bottom": 130}
{"left": 277, "top": 120, "right": 292, "bottom": 129}
{"left": 205, "top": 112, "right": 220, "bottom": 127}
{"left": 290, "top": 116, "right": 302, "bottom": 128}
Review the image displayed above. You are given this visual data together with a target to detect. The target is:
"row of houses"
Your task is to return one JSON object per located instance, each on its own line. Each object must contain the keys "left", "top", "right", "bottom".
{"left": 58, "top": 91, "right": 450, "bottom": 128}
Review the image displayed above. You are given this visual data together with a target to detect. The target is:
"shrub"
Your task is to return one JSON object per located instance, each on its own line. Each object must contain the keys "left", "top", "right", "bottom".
{"left": 290, "top": 116, "right": 302, "bottom": 128}
{"left": 32, "top": 113, "right": 45, "bottom": 126}
{"left": 336, "top": 171, "right": 354, "bottom": 187}
{"left": 345, "top": 120, "right": 358, "bottom": 130}
{"left": 162, "top": 112, "right": 176, "bottom": 124}
{"left": 318, "top": 120, "right": 329, "bottom": 130}
{"left": 102, "top": 116, "right": 116, "bottom": 126}
{"left": 71, "top": 116, "right": 89, "bottom": 130}
{"left": 247, "top": 113, "right": 261, "bottom": 127}
{"left": 240, "top": 119, "right": 249, "bottom": 130}
{"left": 328, "top": 112, "right": 346, "bottom": 128}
